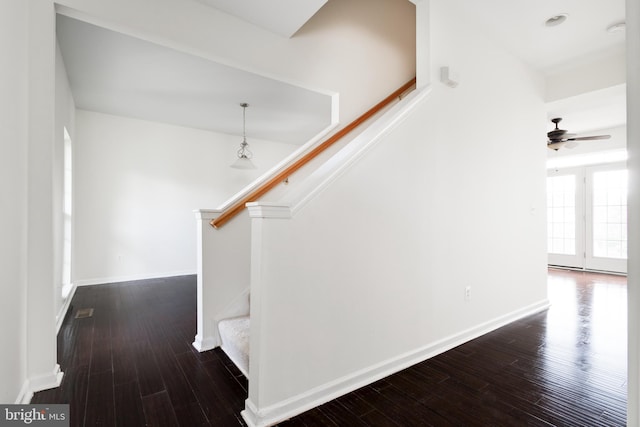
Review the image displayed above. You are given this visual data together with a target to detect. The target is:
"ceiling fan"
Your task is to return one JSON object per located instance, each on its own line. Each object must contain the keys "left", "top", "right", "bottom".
{"left": 547, "top": 118, "right": 611, "bottom": 151}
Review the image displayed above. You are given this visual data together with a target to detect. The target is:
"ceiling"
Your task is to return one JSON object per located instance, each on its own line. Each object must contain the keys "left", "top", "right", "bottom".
{"left": 56, "top": 0, "right": 627, "bottom": 147}
{"left": 446, "top": 0, "right": 627, "bottom": 136}
{"left": 545, "top": 85, "right": 627, "bottom": 134}
{"left": 194, "top": 0, "right": 327, "bottom": 38}
{"left": 56, "top": 14, "right": 332, "bottom": 145}
{"left": 448, "top": 0, "right": 625, "bottom": 74}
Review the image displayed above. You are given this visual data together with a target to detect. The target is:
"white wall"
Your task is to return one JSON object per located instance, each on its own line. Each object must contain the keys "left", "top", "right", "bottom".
{"left": 25, "top": 0, "right": 62, "bottom": 399}
{"left": 244, "top": 0, "right": 548, "bottom": 422}
{"left": 1, "top": 0, "right": 62, "bottom": 404}
{"left": 73, "top": 110, "right": 297, "bottom": 284}
{"left": 0, "top": 0, "right": 28, "bottom": 404}
{"left": 0, "top": 0, "right": 65, "bottom": 403}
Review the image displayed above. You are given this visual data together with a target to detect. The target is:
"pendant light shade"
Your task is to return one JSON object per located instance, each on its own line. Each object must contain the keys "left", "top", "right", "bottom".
{"left": 230, "top": 155, "right": 256, "bottom": 169}
{"left": 231, "top": 103, "right": 257, "bottom": 169}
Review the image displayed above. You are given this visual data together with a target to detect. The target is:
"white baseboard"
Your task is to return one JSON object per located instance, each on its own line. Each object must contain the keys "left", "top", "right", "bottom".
{"left": 192, "top": 334, "right": 218, "bottom": 352}
{"left": 74, "top": 270, "right": 196, "bottom": 287}
{"left": 15, "top": 380, "right": 31, "bottom": 405}
{"left": 241, "top": 299, "right": 550, "bottom": 427}
{"left": 17, "top": 364, "right": 64, "bottom": 404}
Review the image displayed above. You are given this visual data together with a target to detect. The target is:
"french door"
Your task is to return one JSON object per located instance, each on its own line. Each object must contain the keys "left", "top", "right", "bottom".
{"left": 547, "top": 168, "right": 584, "bottom": 269}
{"left": 547, "top": 163, "right": 627, "bottom": 274}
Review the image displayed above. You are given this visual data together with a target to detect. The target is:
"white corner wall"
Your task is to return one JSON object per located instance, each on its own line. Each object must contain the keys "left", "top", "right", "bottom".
{"left": 73, "top": 110, "right": 298, "bottom": 284}
{"left": 0, "top": 5, "right": 75, "bottom": 403}
{"left": 0, "top": 0, "right": 29, "bottom": 404}
{"left": 244, "top": 0, "right": 548, "bottom": 422}
{"left": 1, "top": 0, "right": 64, "bottom": 405}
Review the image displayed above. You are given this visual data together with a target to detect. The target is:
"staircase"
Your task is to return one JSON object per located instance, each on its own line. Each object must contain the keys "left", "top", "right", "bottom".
{"left": 198, "top": 79, "right": 417, "bottom": 379}
{"left": 218, "top": 316, "right": 250, "bottom": 377}
{"left": 195, "top": 78, "right": 422, "bottom": 426}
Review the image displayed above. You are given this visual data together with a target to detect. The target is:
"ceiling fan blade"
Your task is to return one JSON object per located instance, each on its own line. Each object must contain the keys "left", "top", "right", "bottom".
{"left": 567, "top": 135, "right": 611, "bottom": 141}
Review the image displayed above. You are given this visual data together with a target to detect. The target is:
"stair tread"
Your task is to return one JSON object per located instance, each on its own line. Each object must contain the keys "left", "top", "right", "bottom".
{"left": 218, "top": 316, "right": 250, "bottom": 377}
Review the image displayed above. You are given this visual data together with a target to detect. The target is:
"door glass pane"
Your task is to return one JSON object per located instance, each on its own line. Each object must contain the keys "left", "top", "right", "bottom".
{"left": 547, "top": 175, "right": 576, "bottom": 255}
{"left": 592, "top": 169, "right": 627, "bottom": 259}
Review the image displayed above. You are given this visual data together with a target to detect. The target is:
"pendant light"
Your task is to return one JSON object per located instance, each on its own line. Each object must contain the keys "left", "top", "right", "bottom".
{"left": 231, "top": 103, "right": 257, "bottom": 169}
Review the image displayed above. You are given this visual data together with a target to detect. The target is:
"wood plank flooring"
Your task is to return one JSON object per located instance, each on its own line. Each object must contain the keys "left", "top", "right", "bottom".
{"left": 32, "top": 268, "right": 627, "bottom": 426}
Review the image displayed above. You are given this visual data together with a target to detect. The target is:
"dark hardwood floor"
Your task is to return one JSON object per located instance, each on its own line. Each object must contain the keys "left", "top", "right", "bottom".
{"left": 32, "top": 268, "right": 627, "bottom": 426}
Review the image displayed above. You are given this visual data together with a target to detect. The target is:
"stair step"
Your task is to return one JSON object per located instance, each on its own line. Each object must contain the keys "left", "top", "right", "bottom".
{"left": 218, "top": 316, "right": 250, "bottom": 377}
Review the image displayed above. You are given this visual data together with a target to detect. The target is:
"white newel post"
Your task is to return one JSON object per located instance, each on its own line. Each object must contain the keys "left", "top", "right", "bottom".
{"left": 193, "top": 208, "right": 253, "bottom": 353}
{"left": 243, "top": 202, "right": 293, "bottom": 427}
{"left": 193, "top": 209, "right": 221, "bottom": 351}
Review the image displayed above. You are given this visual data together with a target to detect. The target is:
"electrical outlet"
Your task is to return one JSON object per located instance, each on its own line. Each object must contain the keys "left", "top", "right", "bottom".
{"left": 464, "top": 286, "right": 471, "bottom": 301}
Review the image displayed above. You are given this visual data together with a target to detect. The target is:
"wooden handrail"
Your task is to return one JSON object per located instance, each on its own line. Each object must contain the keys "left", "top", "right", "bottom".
{"left": 211, "top": 77, "right": 417, "bottom": 229}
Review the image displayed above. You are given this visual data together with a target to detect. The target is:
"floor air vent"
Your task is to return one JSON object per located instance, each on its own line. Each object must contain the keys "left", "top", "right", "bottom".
{"left": 75, "top": 308, "right": 94, "bottom": 319}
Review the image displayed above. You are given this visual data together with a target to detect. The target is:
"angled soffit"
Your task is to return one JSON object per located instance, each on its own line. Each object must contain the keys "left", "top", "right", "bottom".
{"left": 194, "top": 0, "right": 328, "bottom": 38}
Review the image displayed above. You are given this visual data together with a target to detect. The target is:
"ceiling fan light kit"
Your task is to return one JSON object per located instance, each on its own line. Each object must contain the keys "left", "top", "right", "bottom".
{"left": 546, "top": 117, "right": 611, "bottom": 151}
